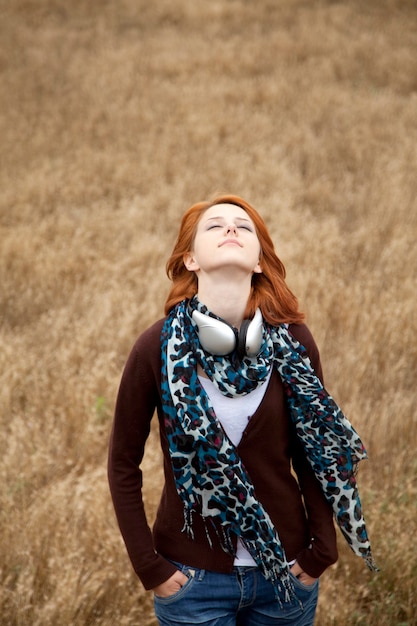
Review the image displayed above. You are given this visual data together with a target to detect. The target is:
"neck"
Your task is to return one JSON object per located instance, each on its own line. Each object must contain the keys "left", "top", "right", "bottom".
{"left": 196, "top": 276, "right": 251, "bottom": 329}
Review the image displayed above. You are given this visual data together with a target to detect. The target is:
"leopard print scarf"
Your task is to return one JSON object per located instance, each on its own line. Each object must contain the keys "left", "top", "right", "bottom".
{"left": 161, "top": 299, "right": 377, "bottom": 603}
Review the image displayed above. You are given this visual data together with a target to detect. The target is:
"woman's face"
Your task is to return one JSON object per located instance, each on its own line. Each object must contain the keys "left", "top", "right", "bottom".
{"left": 184, "top": 203, "right": 262, "bottom": 277}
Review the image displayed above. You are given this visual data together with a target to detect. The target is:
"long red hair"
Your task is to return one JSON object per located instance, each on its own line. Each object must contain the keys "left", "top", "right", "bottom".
{"left": 165, "top": 194, "right": 304, "bottom": 325}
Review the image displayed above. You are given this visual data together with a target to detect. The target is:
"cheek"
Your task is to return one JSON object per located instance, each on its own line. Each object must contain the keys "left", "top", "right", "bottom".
{"left": 253, "top": 241, "right": 262, "bottom": 259}
{"left": 193, "top": 238, "right": 212, "bottom": 260}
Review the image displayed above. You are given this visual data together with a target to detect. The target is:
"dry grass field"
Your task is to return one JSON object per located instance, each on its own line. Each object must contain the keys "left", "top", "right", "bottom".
{"left": 1, "top": 0, "right": 416, "bottom": 624}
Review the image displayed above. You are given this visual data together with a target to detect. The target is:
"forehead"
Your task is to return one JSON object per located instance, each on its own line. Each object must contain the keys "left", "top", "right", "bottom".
{"left": 201, "top": 203, "right": 250, "bottom": 222}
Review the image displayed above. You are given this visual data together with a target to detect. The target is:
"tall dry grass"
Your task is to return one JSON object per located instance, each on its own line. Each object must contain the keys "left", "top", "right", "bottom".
{"left": 1, "top": 0, "right": 416, "bottom": 624}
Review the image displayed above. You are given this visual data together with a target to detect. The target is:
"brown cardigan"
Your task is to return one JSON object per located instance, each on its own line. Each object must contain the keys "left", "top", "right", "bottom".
{"left": 108, "top": 319, "right": 338, "bottom": 591}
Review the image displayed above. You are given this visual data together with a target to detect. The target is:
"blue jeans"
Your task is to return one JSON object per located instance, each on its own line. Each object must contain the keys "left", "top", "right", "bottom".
{"left": 154, "top": 563, "right": 319, "bottom": 626}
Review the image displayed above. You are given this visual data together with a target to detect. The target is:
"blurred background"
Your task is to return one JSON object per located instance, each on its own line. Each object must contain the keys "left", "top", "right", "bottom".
{"left": 1, "top": 1, "right": 416, "bottom": 624}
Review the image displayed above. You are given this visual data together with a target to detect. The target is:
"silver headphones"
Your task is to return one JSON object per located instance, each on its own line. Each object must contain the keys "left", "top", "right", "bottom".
{"left": 190, "top": 308, "right": 264, "bottom": 358}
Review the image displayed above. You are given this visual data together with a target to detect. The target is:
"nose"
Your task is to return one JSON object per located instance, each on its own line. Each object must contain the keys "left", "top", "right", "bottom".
{"left": 226, "top": 223, "right": 238, "bottom": 235}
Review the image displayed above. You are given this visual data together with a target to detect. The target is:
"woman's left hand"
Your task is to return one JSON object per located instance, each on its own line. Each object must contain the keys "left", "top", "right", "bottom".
{"left": 290, "top": 561, "right": 318, "bottom": 586}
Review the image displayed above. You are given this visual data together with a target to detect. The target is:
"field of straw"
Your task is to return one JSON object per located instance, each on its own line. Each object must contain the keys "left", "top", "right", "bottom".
{"left": 1, "top": 0, "right": 416, "bottom": 624}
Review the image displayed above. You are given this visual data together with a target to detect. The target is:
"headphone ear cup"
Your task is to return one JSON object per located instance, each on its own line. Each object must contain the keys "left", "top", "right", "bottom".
{"left": 237, "top": 319, "right": 251, "bottom": 359}
{"left": 191, "top": 308, "right": 237, "bottom": 356}
{"left": 237, "top": 308, "right": 264, "bottom": 358}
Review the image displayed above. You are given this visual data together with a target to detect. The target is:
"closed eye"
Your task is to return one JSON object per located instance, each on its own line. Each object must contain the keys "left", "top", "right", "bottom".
{"left": 238, "top": 225, "right": 254, "bottom": 231}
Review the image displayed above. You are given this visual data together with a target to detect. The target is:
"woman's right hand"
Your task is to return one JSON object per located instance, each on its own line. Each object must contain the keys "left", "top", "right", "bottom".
{"left": 152, "top": 570, "right": 189, "bottom": 598}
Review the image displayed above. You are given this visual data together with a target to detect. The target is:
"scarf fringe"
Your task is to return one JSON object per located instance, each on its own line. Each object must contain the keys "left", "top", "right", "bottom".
{"left": 266, "top": 568, "right": 301, "bottom": 609}
{"left": 182, "top": 508, "right": 301, "bottom": 607}
{"left": 364, "top": 551, "right": 380, "bottom": 573}
{"left": 183, "top": 509, "right": 238, "bottom": 555}
{"left": 182, "top": 507, "right": 195, "bottom": 541}
{"left": 241, "top": 539, "right": 302, "bottom": 609}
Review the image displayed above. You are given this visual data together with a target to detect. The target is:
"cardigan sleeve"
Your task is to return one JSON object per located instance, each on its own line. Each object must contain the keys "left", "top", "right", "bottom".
{"left": 288, "top": 324, "right": 339, "bottom": 577}
{"left": 107, "top": 322, "right": 178, "bottom": 590}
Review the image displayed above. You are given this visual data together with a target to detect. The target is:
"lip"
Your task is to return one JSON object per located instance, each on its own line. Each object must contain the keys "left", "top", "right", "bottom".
{"left": 219, "top": 239, "right": 243, "bottom": 247}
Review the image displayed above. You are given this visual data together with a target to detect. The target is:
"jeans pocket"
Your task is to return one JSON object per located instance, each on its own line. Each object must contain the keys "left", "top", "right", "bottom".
{"left": 154, "top": 574, "right": 194, "bottom": 604}
{"left": 289, "top": 571, "right": 319, "bottom": 592}
{"left": 154, "top": 562, "right": 205, "bottom": 605}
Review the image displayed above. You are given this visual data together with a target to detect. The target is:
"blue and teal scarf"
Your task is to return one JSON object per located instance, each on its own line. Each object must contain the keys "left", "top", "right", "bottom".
{"left": 161, "top": 298, "right": 377, "bottom": 603}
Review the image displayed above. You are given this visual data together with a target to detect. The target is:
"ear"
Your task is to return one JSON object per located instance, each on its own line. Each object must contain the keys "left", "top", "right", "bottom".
{"left": 183, "top": 251, "right": 200, "bottom": 272}
{"left": 253, "top": 260, "right": 262, "bottom": 274}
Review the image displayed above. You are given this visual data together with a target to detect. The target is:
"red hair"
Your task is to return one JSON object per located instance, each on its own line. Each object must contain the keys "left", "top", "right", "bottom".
{"left": 165, "top": 194, "right": 304, "bottom": 325}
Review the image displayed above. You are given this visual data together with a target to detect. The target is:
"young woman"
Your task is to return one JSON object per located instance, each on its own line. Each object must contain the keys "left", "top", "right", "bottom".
{"left": 108, "top": 195, "right": 376, "bottom": 626}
